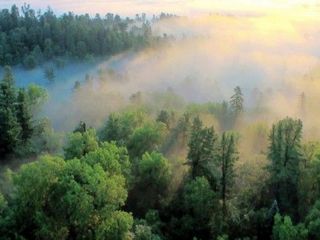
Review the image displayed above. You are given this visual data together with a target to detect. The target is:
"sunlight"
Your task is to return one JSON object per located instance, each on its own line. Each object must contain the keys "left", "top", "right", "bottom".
{"left": 1, "top": 0, "right": 319, "bottom": 16}
{"left": 1, "top": 1, "right": 320, "bottom": 239}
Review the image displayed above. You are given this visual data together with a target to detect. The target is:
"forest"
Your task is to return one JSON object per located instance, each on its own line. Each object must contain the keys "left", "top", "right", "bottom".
{"left": 1, "top": 2, "right": 320, "bottom": 240}
{"left": 0, "top": 4, "right": 157, "bottom": 68}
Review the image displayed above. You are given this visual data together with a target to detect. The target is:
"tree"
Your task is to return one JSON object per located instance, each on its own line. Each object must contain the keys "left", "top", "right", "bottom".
{"left": 128, "top": 152, "right": 171, "bottom": 216}
{"left": 182, "top": 177, "right": 216, "bottom": 239}
{"left": 230, "top": 86, "right": 243, "bottom": 119}
{"left": 26, "top": 84, "right": 48, "bottom": 114}
{"left": 162, "top": 112, "right": 191, "bottom": 154}
{"left": 16, "top": 88, "right": 33, "bottom": 142}
{"left": 100, "top": 111, "right": 146, "bottom": 146}
{"left": 268, "top": 118, "right": 303, "bottom": 219}
{"left": 23, "top": 54, "right": 37, "bottom": 69}
{"left": 76, "top": 41, "right": 87, "bottom": 58}
{"left": 0, "top": 5, "right": 153, "bottom": 68}
{"left": 64, "top": 128, "right": 99, "bottom": 159}
{"left": 272, "top": 214, "right": 308, "bottom": 240}
{"left": 305, "top": 200, "right": 320, "bottom": 239}
{"left": 0, "top": 66, "right": 21, "bottom": 156}
{"left": 127, "top": 123, "right": 166, "bottom": 159}
{"left": 44, "top": 38, "right": 54, "bottom": 59}
{"left": 133, "top": 224, "right": 161, "bottom": 240}
{"left": 187, "top": 117, "right": 218, "bottom": 186}
{"left": 156, "top": 110, "right": 172, "bottom": 129}
{"left": 219, "top": 132, "right": 238, "bottom": 215}
{"left": 28, "top": 118, "right": 62, "bottom": 155}
{"left": 83, "top": 142, "right": 131, "bottom": 185}
{"left": 2, "top": 152, "right": 133, "bottom": 239}
{"left": 298, "top": 142, "right": 320, "bottom": 217}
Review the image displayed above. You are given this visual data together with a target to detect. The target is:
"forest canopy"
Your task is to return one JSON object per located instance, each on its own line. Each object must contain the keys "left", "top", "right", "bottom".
{"left": 1, "top": 2, "right": 320, "bottom": 240}
{"left": 0, "top": 4, "right": 154, "bottom": 68}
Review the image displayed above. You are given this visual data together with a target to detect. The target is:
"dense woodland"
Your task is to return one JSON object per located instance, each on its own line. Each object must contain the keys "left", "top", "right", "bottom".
{"left": 1, "top": 4, "right": 320, "bottom": 240}
{"left": 0, "top": 4, "right": 154, "bottom": 68}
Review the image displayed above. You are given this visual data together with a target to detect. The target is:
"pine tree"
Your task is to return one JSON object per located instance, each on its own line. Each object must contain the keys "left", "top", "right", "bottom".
{"left": 268, "top": 117, "right": 303, "bottom": 219}
{"left": 219, "top": 132, "right": 238, "bottom": 214}
{"left": 230, "top": 86, "right": 244, "bottom": 117}
{"left": 0, "top": 66, "right": 21, "bottom": 155}
{"left": 16, "top": 88, "right": 33, "bottom": 142}
{"left": 187, "top": 117, "right": 219, "bottom": 186}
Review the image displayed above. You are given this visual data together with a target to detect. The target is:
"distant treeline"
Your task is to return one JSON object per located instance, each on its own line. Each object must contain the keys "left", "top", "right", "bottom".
{"left": 0, "top": 4, "right": 155, "bottom": 68}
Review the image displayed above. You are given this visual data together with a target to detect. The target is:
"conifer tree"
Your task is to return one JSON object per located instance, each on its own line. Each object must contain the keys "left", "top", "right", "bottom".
{"left": 16, "top": 88, "right": 33, "bottom": 142}
{"left": 0, "top": 66, "right": 21, "bottom": 155}
{"left": 219, "top": 132, "right": 238, "bottom": 213}
{"left": 230, "top": 86, "right": 244, "bottom": 117}
{"left": 187, "top": 117, "right": 219, "bottom": 186}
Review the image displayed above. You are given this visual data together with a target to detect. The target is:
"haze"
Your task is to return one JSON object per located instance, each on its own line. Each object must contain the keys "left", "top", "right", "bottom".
{"left": 0, "top": 0, "right": 319, "bottom": 16}
{"left": 2, "top": 2, "right": 320, "bottom": 239}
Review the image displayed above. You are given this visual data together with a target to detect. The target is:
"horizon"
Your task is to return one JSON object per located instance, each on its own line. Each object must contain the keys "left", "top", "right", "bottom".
{"left": 0, "top": 0, "right": 319, "bottom": 17}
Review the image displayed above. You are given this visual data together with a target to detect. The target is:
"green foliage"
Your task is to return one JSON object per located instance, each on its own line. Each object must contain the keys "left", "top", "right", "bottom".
{"left": 133, "top": 224, "right": 161, "bottom": 240}
{"left": 23, "top": 54, "right": 37, "bottom": 69}
{"left": 26, "top": 84, "right": 48, "bottom": 114}
{"left": 16, "top": 88, "right": 33, "bottom": 142}
{"left": 219, "top": 132, "right": 239, "bottom": 213}
{"left": 128, "top": 123, "right": 167, "bottom": 159}
{"left": 83, "top": 142, "right": 131, "bottom": 184}
{"left": 0, "top": 5, "right": 154, "bottom": 68}
{"left": 137, "top": 152, "right": 171, "bottom": 189}
{"left": 128, "top": 152, "right": 171, "bottom": 215}
{"left": 64, "top": 128, "right": 99, "bottom": 159}
{"left": 230, "top": 86, "right": 244, "bottom": 117}
{"left": 268, "top": 117, "right": 303, "bottom": 218}
{"left": 156, "top": 110, "right": 173, "bottom": 129}
{"left": 29, "top": 118, "right": 62, "bottom": 155}
{"left": 272, "top": 214, "right": 308, "bottom": 240}
{"left": 187, "top": 117, "right": 219, "bottom": 184}
{"left": 161, "top": 112, "right": 191, "bottom": 154}
{"left": 1, "top": 149, "right": 133, "bottom": 239}
{"left": 183, "top": 176, "right": 215, "bottom": 220}
{"left": 0, "top": 193, "right": 7, "bottom": 214}
{"left": 182, "top": 177, "right": 216, "bottom": 239}
{"left": 100, "top": 111, "right": 146, "bottom": 146}
{"left": 305, "top": 200, "right": 320, "bottom": 239}
{"left": 217, "top": 235, "right": 229, "bottom": 240}
{"left": 144, "top": 210, "right": 163, "bottom": 236}
{"left": 0, "top": 66, "right": 21, "bottom": 156}
{"left": 1, "top": 61, "right": 320, "bottom": 240}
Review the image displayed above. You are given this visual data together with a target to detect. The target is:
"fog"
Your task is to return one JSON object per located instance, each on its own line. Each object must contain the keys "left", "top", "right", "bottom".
{"left": 2, "top": 9, "right": 320, "bottom": 134}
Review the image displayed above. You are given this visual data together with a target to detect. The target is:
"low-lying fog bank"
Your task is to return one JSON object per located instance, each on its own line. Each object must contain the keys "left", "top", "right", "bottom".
{"left": 1, "top": 12, "right": 320, "bottom": 133}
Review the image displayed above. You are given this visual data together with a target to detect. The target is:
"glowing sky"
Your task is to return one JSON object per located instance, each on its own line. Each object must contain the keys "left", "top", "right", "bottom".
{"left": 0, "top": 0, "right": 319, "bottom": 16}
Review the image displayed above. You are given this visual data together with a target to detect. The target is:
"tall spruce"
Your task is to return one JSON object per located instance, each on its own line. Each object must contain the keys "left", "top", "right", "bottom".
{"left": 187, "top": 117, "right": 219, "bottom": 186}
{"left": 230, "top": 86, "right": 244, "bottom": 117}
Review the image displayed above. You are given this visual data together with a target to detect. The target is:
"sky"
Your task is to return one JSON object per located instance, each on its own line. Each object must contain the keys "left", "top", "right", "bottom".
{"left": 0, "top": 0, "right": 319, "bottom": 16}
